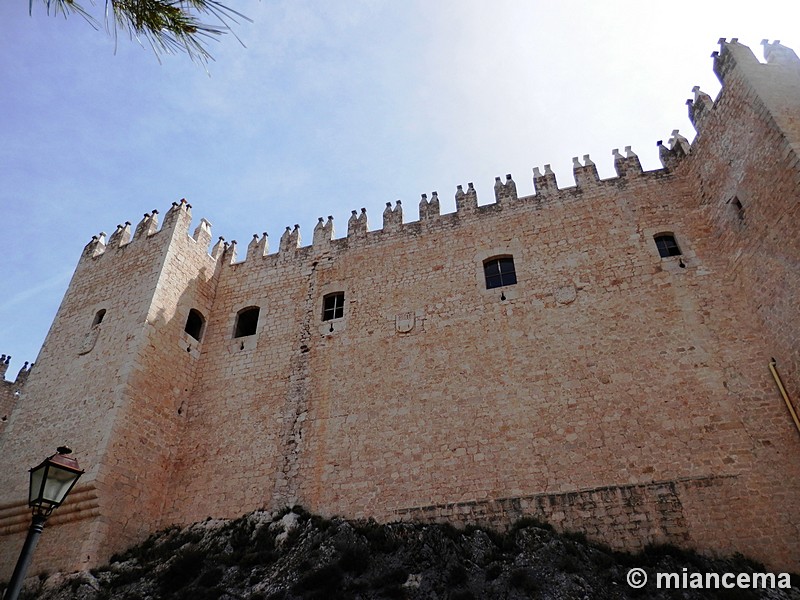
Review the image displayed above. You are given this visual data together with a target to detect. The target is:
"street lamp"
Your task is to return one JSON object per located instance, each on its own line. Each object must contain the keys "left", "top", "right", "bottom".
{"left": 4, "top": 447, "right": 84, "bottom": 600}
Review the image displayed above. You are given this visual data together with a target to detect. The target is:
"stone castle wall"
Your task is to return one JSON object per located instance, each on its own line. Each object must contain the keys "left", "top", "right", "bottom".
{"left": 1, "top": 39, "right": 798, "bottom": 579}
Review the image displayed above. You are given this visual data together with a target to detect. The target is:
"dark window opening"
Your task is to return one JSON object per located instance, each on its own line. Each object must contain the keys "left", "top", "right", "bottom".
{"left": 234, "top": 307, "right": 260, "bottom": 338}
{"left": 484, "top": 257, "right": 517, "bottom": 289}
{"left": 731, "top": 197, "right": 745, "bottom": 220}
{"left": 184, "top": 309, "right": 205, "bottom": 341}
{"left": 322, "top": 292, "right": 345, "bottom": 321}
{"left": 654, "top": 234, "right": 681, "bottom": 258}
{"left": 92, "top": 309, "right": 106, "bottom": 327}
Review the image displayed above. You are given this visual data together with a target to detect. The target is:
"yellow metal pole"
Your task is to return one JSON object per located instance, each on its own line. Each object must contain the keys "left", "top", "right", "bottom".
{"left": 768, "top": 359, "right": 800, "bottom": 437}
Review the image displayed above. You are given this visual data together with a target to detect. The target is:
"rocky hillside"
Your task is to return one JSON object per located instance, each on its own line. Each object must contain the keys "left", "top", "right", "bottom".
{"left": 6, "top": 508, "right": 799, "bottom": 600}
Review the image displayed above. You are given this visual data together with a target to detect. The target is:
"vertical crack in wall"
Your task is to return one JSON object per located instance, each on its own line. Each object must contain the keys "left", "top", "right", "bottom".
{"left": 272, "top": 261, "right": 318, "bottom": 508}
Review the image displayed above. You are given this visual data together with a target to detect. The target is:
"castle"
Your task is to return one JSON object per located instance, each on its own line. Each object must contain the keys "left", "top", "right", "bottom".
{"left": 1, "top": 38, "right": 799, "bottom": 578}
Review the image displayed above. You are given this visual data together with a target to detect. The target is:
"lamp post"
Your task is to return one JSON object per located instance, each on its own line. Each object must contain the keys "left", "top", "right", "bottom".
{"left": 4, "top": 447, "right": 84, "bottom": 600}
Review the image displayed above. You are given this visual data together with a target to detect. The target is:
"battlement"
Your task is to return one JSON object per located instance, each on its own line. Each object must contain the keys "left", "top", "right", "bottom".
{"left": 77, "top": 135, "right": 696, "bottom": 276}
{"left": 0, "top": 355, "right": 30, "bottom": 435}
{"left": 79, "top": 198, "right": 213, "bottom": 263}
{"left": 78, "top": 39, "right": 800, "bottom": 273}
{"left": 0, "top": 355, "right": 32, "bottom": 385}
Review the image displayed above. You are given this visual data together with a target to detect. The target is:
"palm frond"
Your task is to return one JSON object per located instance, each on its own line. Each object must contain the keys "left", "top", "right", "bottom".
{"left": 31, "top": 0, "right": 252, "bottom": 64}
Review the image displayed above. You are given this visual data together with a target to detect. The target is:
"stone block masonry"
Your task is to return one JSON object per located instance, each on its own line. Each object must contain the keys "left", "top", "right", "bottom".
{"left": 1, "top": 39, "right": 799, "bottom": 578}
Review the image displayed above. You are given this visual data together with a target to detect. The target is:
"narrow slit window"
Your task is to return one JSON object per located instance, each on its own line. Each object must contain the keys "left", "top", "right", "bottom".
{"left": 184, "top": 309, "right": 205, "bottom": 341}
{"left": 92, "top": 309, "right": 106, "bottom": 327}
{"left": 322, "top": 292, "right": 345, "bottom": 321}
{"left": 732, "top": 197, "right": 745, "bottom": 220}
{"left": 654, "top": 234, "right": 681, "bottom": 258}
{"left": 483, "top": 257, "right": 517, "bottom": 289}
{"left": 234, "top": 307, "right": 260, "bottom": 338}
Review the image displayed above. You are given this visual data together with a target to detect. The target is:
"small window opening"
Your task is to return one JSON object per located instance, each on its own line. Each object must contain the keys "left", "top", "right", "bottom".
{"left": 184, "top": 309, "right": 205, "bottom": 341}
{"left": 654, "top": 234, "right": 681, "bottom": 258}
{"left": 92, "top": 309, "right": 106, "bottom": 327}
{"left": 484, "top": 256, "right": 517, "bottom": 289}
{"left": 731, "top": 197, "right": 745, "bottom": 220}
{"left": 234, "top": 307, "right": 260, "bottom": 338}
{"left": 322, "top": 292, "right": 345, "bottom": 321}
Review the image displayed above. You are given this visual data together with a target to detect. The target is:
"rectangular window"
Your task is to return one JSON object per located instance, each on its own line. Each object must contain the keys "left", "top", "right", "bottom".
{"left": 323, "top": 292, "right": 345, "bottom": 321}
{"left": 484, "top": 257, "right": 517, "bottom": 289}
{"left": 654, "top": 234, "right": 681, "bottom": 258}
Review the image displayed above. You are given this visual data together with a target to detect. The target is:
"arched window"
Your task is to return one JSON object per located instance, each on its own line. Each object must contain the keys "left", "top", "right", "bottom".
{"left": 322, "top": 292, "right": 345, "bottom": 321}
{"left": 234, "top": 306, "right": 260, "bottom": 338}
{"left": 654, "top": 234, "right": 681, "bottom": 258}
{"left": 184, "top": 309, "right": 205, "bottom": 341}
{"left": 483, "top": 256, "right": 517, "bottom": 289}
{"left": 92, "top": 309, "right": 106, "bottom": 327}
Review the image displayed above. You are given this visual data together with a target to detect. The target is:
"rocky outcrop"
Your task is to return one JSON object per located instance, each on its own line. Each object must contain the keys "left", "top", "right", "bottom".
{"left": 6, "top": 508, "right": 799, "bottom": 600}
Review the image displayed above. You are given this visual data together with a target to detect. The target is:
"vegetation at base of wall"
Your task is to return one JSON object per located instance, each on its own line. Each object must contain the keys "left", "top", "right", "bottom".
{"left": 10, "top": 508, "right": 800, "bottom": 600}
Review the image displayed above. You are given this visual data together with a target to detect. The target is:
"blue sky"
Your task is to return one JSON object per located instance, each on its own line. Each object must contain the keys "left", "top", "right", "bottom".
{"left": 1, "top": 1, "right": 798, "bottom": 379}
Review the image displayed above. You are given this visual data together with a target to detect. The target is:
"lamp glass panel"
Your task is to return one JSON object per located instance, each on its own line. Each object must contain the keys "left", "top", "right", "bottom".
{"left": 29, "top": 464, "right": 47, "bottom": 504}
{"left": 41, "top": 465, "right": 80, "bottom": 505}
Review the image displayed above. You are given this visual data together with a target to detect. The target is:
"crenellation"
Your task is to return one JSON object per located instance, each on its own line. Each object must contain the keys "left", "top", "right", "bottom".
{"left": 133, "top": 210, "right": 159, "bottom": 240}
{"left": 494, "top": 174, "right": 517, "bottom": 203}
{"left": 419, "top": 192, "right": 441, "bottom": 221}
{"left": 347, "top": 207, "right": 369, "bottom": 237}
{"left": 247, "top": 233, "right": 269, "bottom": 261}
{"left": 161, "top": 198, "right": 192, "bottom": 233}
{"left": 612, "top": 147, "right": 642, "bottom": 177}
{"left": 81, "top": 232, "right": 106, "bottom": 260}
{"left": 493, "top": 176, "right": 503, "bottom": 201}
{"left": 15, "top": 361, "right": 32, "bottom": 386}
{"left": 347, "top": 210, "right": 359, "bottom": 236}
{"left": 658, "top": 130, "right": 691, "bottom": 170}
{"left": 193, "top": 217, "right": 213, "bottom": 248}
{"left": 454, "top": 182, "right": 478, "bottom": 212}
{"left": 224, "top": 240, "right": 238, "bottom": 264}
{"left": 713, "top": 38, "right": 760, "bottom": 85}
{"left": 69, "top": 151, "right": 699, "bottom": 274}
{"left": 278, "top": 224, "right": 301, "bottom": 255}
{"left": 211, "top": 236, "right": 227, "bottom": 260}
{"left": 454, "top": 184, "right": 467, "bottom": 211}
{"left": 761, "top": 39, "right": 800, "bottom": 66}
{"left": 382, "top": 200, "right": 403, "bottom": 231}
{"left": 688, "top": 86, "right": 714, "bottom": 131}
{"left": 669, "top": 129, "right": 690, "bottom": 155}
{"left": 429, "top": 191, "right": 440, "bottom": 217}
{"left": 533, "top": 164, "right": 557, "bottom": 197}
{"left": 310, "top": 217, "right": 332, "bottom": 249}
{"left": 0, "top": 355, "right": 9, "bottom": 380}
{"left": 107, "top": 222, "right": 132, "bottom": 248}
{"left": 418, "top": 193, "right": 429, "bottom": 220}
{"left": 573, "top": 155, "right": 599, "bottom": 188}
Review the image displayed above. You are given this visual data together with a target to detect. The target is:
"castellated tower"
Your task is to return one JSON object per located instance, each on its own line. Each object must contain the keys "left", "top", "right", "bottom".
{"left": 1, "top": 39, "right": 799, "bottom": 577}
{"left": 0, "top": 201, "right": 219, "bottom": 575}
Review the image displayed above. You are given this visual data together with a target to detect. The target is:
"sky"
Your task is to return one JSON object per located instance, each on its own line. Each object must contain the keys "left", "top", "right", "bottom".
{"left": 1, "top": 1, "right": 799, "bottom": 380}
